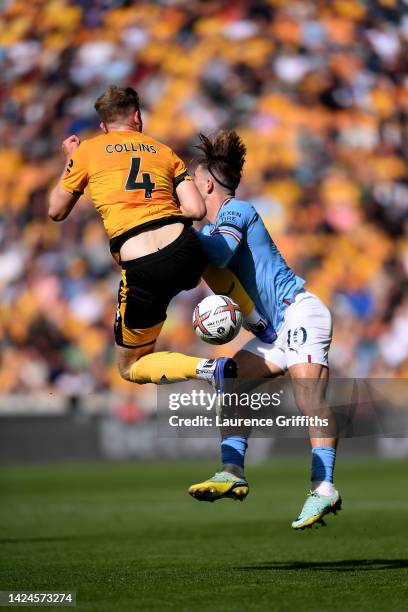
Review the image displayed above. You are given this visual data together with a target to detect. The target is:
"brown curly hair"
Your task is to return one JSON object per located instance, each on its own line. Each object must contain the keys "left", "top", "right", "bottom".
{"left": 195, "top": 130, "right": 246, "bottom": 194}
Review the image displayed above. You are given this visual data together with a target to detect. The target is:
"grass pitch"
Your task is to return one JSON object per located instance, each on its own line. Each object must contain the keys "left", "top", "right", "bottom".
{"left": 1, "top": 459, "right": 408, "bottom": 611}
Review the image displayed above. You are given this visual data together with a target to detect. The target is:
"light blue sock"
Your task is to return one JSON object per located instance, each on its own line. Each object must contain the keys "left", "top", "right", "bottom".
{"left": 221, "top": 436, "right": 247, "bottom": 469}
{"left": 311, "top": 446, "right": 336, "bottom": 483}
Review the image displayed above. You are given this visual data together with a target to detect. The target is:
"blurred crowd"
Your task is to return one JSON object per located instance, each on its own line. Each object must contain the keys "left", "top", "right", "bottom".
{"left": 1, "top": 0, "right": 408, "bottom": 397}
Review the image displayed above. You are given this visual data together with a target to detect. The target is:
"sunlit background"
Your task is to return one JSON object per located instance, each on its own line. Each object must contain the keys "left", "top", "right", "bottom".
{"left": 1, "top": 1, "right": 407, "bottom": 458}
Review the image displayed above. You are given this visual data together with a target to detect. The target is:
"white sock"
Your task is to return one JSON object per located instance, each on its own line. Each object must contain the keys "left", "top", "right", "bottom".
{"left": 196, "top": 359, "right": 215, "bottom": 381}
{"left": 222, "top": 463, "right": 245, "bottom": 479}
{"left": 312, "top": 481, "right": 336, "bottom": 496}
{"left": 245, "top": 307, "right": 266, "bottom": 327}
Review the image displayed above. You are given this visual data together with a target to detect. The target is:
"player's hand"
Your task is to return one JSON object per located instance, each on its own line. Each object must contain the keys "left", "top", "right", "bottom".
{"left": 62, "top": 135, "right": 80, "bottom": 158}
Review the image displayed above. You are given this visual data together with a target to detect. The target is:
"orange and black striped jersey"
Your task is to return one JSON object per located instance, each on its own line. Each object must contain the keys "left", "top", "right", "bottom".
{"left": 60, "top": 130, "right": 192, "bottom": 256}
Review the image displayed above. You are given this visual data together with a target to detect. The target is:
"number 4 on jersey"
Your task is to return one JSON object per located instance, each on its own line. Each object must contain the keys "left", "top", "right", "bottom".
{"left": 125, "top": 156, "right": 155, "bottom": 198}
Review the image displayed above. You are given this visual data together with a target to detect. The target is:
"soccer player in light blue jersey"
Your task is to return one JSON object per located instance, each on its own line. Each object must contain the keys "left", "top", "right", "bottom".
{"left": 188, "top": 131, "right": 341, "bottom": 529}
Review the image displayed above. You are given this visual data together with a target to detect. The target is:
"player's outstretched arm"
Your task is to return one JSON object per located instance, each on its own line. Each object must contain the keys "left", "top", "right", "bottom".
{"left": 48, "top": 135, "right": 86, "bottom": 222}
{"left": 48, "top": 184, "right": 81, "bottom": 222}
{"left": 175, "top": 180, "right": 206, "bottom": 220}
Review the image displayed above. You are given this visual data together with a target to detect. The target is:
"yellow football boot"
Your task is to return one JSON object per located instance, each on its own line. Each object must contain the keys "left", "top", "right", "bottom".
{"left": 188, "top": 471, "right": 249, "bottom": 502}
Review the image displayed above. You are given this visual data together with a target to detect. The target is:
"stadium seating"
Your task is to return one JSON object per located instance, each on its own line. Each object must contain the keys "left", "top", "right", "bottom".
{"left": 1, "top": 0, "right": 407, "bottom": 396}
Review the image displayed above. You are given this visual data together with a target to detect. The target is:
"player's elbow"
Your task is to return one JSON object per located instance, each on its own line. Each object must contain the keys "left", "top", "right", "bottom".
{"left": 48, "top": 190, "right": 61, "bottom": 221}
{"left": 176, "top": 181, "right": 207, "bottom": 220}
{"left": 180, "top": 201, "right": 206, "bottom": 221}
{"left": 191, "top": 207, "right": 206, "bottom": 221}
{"left": 196, "top": 201, "right": 207, "bottom": 220}
{"left": 48, "top": 187, "right": 74, "bottom": 221}
{"left": 47, "top": 203, "right": 66, "bottom": 222}
{"left": 48, "top": 208, "right": 64, "bottom": 222}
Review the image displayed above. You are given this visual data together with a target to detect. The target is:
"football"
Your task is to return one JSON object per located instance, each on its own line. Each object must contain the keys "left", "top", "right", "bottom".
{"left": 193, "top": 295, "right": 243, "bottom": 344}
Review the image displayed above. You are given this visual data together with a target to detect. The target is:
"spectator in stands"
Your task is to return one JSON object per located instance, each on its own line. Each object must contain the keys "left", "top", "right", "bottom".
{"left": 0, "top": 0, "right": 407, "bottom": 397}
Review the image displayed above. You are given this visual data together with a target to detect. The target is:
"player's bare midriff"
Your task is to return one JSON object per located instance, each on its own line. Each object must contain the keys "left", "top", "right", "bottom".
{"left": 120, "top": 222, "right": 184, "bottom": 261}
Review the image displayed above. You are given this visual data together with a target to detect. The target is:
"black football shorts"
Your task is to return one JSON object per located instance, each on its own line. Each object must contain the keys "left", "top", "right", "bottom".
{"left": 114, "top": 226, "right": 207, "bottom": 348}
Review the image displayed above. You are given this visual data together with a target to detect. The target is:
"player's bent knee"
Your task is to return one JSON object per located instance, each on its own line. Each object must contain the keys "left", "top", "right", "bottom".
{"left": 234, "top": 349, "right": 283, "bottom": 379}
{"left": 116, "top": 352, "right": 138, "bottom": 381}
{"left": 117, "top": 360, "right": 132, "bottom": 381}
{"left": 116, "top": 345, "right": 153, "bottom": 383}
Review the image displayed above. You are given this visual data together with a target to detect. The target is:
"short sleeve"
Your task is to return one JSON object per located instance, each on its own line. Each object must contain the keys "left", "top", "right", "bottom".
{"left": 215, "top": 201, "right": 250, "bottom": 244}
{"left": 60, "top": 143, "right": 89, "bottom": 195}
{"left": 172, "top": 150, "right": 192, "bottom": 188}
{"left": 196, "top": 200, "right": 253, "bottom": 267}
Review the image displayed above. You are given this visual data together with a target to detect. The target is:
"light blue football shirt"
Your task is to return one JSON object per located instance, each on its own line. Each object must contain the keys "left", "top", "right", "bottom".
{"left": 197, "top": 197, "right": 305, "bottom": 332}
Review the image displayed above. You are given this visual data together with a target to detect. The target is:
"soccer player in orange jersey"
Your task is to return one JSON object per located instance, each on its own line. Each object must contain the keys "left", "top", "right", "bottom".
{"left": 48, "top": 86, "right": 238, "bottom": 389}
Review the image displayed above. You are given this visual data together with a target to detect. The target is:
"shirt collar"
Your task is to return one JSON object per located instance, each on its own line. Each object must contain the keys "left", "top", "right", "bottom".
{"left": 221, "top": 196, "right": 233, "bottom": 208}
